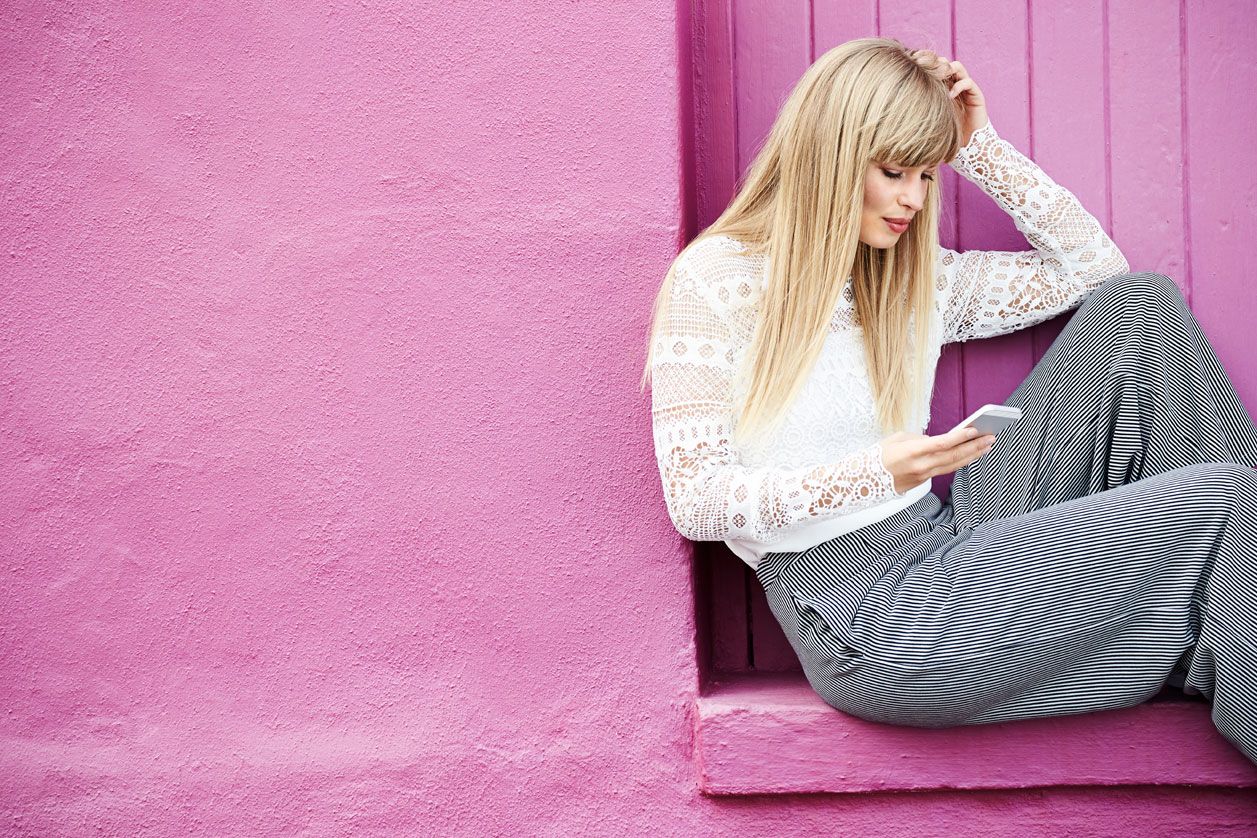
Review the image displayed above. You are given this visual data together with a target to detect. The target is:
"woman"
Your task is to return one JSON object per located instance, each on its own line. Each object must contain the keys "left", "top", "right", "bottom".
{"left": 640, "top": 37, "right": 1257, "bottom": 764}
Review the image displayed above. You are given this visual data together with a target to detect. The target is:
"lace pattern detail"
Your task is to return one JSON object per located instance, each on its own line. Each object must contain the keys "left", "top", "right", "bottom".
{"left": 650, "top": 240, "right": 904, "bottom": 544}
{"left": 938, "top": 120, "right": 1131, "bottom": 343}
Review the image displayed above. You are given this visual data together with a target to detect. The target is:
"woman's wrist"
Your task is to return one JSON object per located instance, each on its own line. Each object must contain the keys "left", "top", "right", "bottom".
{"left": 960, "top": 115, "right": 991, "bottom": 152}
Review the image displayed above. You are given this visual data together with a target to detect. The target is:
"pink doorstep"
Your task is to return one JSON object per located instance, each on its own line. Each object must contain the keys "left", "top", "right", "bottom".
{"left": 696, "top": 673, "right": 1257, "bottom": 794}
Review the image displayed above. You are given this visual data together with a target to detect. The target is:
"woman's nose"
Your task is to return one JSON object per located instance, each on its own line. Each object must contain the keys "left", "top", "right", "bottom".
{"left": 902, "top": 184, "right": 927, "bottom": 210}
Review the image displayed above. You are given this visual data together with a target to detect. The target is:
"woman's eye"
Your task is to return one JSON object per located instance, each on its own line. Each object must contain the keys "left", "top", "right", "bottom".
{"left": 883, "top": 169, "right": 935, "bottom": 181}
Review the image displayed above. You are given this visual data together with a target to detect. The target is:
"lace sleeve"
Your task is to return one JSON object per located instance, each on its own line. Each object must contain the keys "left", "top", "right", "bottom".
{"left": 649, "top": 249, "right": 904, "bottom": 545}
{"left": 938, "top": 120, "right": 1131, "bottom": 344}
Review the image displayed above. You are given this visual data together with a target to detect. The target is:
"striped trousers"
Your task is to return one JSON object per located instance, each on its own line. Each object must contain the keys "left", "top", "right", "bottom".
{"left": 755, "top": 271, "right": 1257, "bottom": 765}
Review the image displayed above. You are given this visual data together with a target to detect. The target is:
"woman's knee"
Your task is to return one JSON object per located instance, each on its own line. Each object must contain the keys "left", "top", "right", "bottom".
{"left": 1088, "top": 270, "right": 1187, "bottom": 317}
{"left": 1174, "top": 461, "right": 1257, "bottom": 502}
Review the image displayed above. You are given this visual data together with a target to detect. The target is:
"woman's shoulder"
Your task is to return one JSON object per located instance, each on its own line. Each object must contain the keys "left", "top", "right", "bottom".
{"left": 679, "top": 232, "right": 756, "bottom": 264}
{"left": 674, "top": 234, "right": 766, "bottom": 311}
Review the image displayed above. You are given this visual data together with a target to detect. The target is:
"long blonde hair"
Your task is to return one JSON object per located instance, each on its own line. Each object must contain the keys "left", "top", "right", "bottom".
{"left": 640, "top": 37, "right": 962, "bottom": 449}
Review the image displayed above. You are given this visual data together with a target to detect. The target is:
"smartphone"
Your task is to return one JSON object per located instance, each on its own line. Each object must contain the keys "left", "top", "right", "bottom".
{"left": 950, "top": 404, "right": 1022, "bottom": 438}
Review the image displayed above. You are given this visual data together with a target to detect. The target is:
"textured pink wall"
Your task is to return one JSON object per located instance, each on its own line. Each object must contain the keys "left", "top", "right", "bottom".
{"left": 0, "top": 1, "right": 695, "bottom": 832}
{"left": 3, "top": 1, "right": 1256, "bottom": 835}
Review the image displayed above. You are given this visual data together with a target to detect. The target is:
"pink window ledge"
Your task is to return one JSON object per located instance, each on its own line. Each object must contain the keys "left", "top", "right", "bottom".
{"left": 694, "top": 672, "right": 1257, "bottom": 795}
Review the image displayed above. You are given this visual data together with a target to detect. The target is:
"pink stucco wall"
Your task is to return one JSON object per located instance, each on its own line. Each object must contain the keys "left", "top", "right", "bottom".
{"left": 3, "top": 1, "right": 1256, "bottom": 835}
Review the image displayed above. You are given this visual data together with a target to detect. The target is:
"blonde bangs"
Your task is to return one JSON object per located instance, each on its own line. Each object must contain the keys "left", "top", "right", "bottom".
{"left": 869, "top": 73, "right": 961, "bottom": 169}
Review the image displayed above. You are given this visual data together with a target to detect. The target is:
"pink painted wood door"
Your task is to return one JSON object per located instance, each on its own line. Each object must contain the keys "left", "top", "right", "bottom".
{"left": 687, "top": 0, "right": 1257, "bottom": 675}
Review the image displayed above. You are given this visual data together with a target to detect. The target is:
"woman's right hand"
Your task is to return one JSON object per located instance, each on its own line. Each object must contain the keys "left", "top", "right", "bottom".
{"left": 879, "top": 427, "right": 996, "bottom": 494}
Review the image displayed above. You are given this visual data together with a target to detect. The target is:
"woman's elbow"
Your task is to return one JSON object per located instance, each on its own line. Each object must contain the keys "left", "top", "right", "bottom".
{"left": 665, "top": 500, "right": 718, "bottom": 543}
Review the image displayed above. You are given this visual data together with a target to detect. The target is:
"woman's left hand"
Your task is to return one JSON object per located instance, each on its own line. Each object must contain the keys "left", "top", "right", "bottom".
{"left": 910, "top": 50, "right": 989, "bottom": 149}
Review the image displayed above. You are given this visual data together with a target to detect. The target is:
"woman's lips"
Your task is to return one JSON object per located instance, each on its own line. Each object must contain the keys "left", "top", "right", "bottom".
{"left": 884, "top": 217, "right": 910, "bottom": 233}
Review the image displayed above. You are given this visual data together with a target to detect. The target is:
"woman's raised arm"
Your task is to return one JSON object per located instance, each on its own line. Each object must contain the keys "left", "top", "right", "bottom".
{"left": 937, "top": 120, "right": 1131, "bottom": 344}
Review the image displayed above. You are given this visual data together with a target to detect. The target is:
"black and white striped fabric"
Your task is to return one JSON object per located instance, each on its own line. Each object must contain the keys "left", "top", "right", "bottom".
{"left": 755, "top": 271, "right": 1257, "bottom": 765}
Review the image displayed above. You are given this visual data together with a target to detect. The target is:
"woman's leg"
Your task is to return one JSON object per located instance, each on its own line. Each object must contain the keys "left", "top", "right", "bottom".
{"left": 781, "top": 271, "right": 1257, "bottom": 764}
{"left": 802, "top": 460, "right": 1257, "bottom": 765}
{"left": 949, "top": 270, "right": 1257, "bottom": 529}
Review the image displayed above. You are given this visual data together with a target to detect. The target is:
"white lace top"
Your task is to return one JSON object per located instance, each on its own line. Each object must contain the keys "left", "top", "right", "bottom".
{"left": 649, "top": 120, "right": 1131, "bottom": 570}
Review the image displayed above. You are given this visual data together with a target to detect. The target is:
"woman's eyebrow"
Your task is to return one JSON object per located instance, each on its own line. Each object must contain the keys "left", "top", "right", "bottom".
{"left": 878, "top": 162, "right": 940, "bottom": 171}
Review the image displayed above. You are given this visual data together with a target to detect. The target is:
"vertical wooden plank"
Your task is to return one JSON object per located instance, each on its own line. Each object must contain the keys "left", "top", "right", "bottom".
{"left": 811, "top": 0, "right": 879, "bottom": 54}
{"left": 1026, "top": 0, "right": 1109, "bottom": 360}
{"left": 877, "top": 0, "right": 950, "bottom": 55}
{"left": 691, "top": 0, "right": 772, "bottom": 672}
{"left": 748, "top": 0, "right": 881, "bottom": 671}
{"left": 1184, "top": 0, "right": 1257, "bottom": 416}
{"left": 1109, "top": 1, "right": 1186, "bottom": 287}
{"left": 953, "top": 0, "right": 1037, "bottom": 416}
{"left": 704, "top": 545, "right": 751, "bottom": 673}
{"left": 690, "top": 0, "right": 752, "bottom": 674}
{"left": 748, "top": 570, "right": 800, "bottom": 671}
{"left": 692, "top": 0, "right": 740, "bottom": 231}
{"left": 734, "top": 0, "right": 812, "bottom": 672}
{"left": 878, "top": 2, "right": 965, "bottom": 498}
{"left": 691, "top": 538, "right": 716, "bottom": 680}
{"left": 733, "top": 0, "right": 812, "bottom": 174}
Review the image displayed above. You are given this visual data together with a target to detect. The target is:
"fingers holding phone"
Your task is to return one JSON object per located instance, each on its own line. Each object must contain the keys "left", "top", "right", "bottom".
{"left": 878, "top": 425, "right": 994, "bottom": 494}
{"left": 951, "top": 404, "right": 1022, "bottom": 438}
{"left": 878, "top": 405, "right": 1019, "bottom": 494}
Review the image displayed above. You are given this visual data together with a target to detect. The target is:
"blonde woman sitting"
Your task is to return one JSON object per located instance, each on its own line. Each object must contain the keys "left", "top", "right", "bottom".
{"left": 642, "top": 38, "right": 1257, "bottom": 765}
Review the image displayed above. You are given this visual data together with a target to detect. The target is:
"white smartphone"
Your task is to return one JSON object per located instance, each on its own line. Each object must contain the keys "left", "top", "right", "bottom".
{"left": 950, "top": 404, "right": 1022, "bottom": 438}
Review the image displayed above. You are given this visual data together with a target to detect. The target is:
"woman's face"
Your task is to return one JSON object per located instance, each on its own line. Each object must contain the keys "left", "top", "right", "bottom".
{"left": 860, "top": 161, "right": 936, "bottom": 248}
